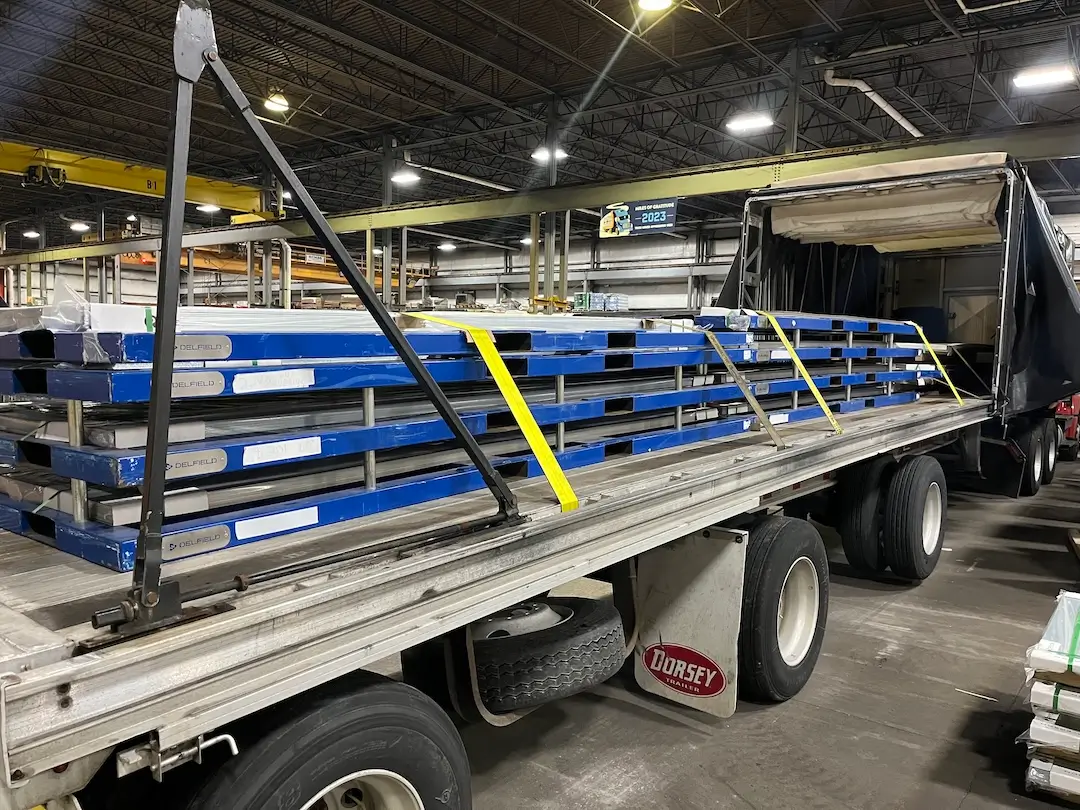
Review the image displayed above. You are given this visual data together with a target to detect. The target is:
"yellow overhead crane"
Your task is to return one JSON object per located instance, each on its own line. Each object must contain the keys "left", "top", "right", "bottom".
{"left": 0, "top": 141, "right": 264, "bottom": 213}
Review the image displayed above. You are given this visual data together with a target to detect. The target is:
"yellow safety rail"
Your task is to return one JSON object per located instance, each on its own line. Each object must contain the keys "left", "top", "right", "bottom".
{"left": 907, "top": 322, "right": 965, "bottom": 406}
{"left": 762, "top": 311, "right": 844, "bottom": 436}
{"left": 410, "top": 313, "right": 579, "bottom": 512}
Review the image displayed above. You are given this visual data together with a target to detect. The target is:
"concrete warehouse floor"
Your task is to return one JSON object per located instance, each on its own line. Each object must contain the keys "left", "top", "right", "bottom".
{"left": 462, "top": 468, "right": 1080, "bottom": 809}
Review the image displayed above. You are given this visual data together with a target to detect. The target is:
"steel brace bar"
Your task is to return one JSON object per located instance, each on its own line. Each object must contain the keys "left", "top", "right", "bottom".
{"left": 92, "top": 0, "right": 518, "bottom": 633}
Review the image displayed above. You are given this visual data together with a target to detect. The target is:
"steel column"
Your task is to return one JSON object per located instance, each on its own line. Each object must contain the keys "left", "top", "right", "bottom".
{"left": 543, "top": 98, "right": 558, "bottom": 313}
{"left": 365, "top": 230, "right": 375, "bottom": 286}
{"left": 67, "top": 400, "right": 88, "bottom": 523}
{"left": 528, "top": 213, "right": 541, "bottom": 312}
{"left": 381, "top": 133, "right": 394, "bottom": 306}
{"left": 559, "top": 210, "right": 570, "bottom": 303}
{"left": 186, "top": 248, "right": 196, "bottom": 306}
{"left": 97, "top": 208, "right": 107, "bottom": 303}
{"left": 261, "top": 240, "right": 273, "bottom": 307}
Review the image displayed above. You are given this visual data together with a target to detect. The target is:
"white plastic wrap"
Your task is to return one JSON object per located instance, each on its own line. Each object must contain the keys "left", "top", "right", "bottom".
{"left": 1027, "top": 591, "right": 1080, "bottom": 679}
{"left": 1028, "top": 756, "right": 1080, "bottom": 802}
{"left": 1031, "top": 680, "right": 1080, "bottom": 718}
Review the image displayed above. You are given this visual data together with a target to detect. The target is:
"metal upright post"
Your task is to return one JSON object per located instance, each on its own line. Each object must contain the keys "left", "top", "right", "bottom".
{"left": 845, "top": 329, "right": 854, "bottom": 402}
{"left": 365, "top": 230, "right": 376, "bottom": 286}
{"left": 363, "top": 388, "right": 376, "bottom": 489}
{"left": 97, "top": 209, "right": 108, "bottom": 303}
{"left": 67, "top": 400, "right": 88, "bottom": 523}
{"left": 792, "top": 328, "right": 801, "bottom": 410}
{"left": 280, "top": 240, "right": 292, "bottom": 309}
{"left": 381, "top": 134, "right": 394, "bottom": 307}
{"left": 559, "top": 210, "right": 570, "bottom": 304}
{"left": 261, "top": 240, "right": 273, "bottom": 307}
{"left": 114, "top": 256, "right": 123, "bottom": 303}
{"left": 555, "top": 375, "right": 566, "bottom": 453}
{"left": 82, "top": 258, "right": 90, "bottom": 297}
{"left": 543, "top": 98, "right": 559, "bottom": 313}
{"left": 245, "top": 242, "right": 255, "bottom": 305}
{"left": 786, "top": 46, "right": 801, "bottom": 155}
{"left": 36, "top": 224, "right": 45, "bottom": 304}
{"left": 675, "top": 366, "right": 684, "bottom": 430}
{"left": 528, "top": 213, "right": 541, "bottom": 312}
{"left": 186, "top": 247, "right": 196, "bottom": 306}
{"left": 887, "top": 333, "right": 895, "bottom": 396}
{"left": 399, "top": 227, "right": 408, "bottom": 309}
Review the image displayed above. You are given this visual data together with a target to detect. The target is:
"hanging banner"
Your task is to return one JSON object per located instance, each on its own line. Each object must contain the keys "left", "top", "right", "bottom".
{"left": 599, "top": 198, "right": 679, "bottom": 238}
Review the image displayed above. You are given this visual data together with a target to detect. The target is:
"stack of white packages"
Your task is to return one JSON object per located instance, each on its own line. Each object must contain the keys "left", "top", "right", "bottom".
{"left": 1024, "top": 591, "right": 1080, "bottom": 802}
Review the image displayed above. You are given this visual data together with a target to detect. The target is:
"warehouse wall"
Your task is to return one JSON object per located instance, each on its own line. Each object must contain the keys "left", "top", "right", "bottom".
{"left": 8, "top": 261, "right": 213, "bottom": 306}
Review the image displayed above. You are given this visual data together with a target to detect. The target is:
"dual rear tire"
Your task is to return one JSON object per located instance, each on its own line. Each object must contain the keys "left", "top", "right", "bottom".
{"left": 837, "top": 455, "right": 947, "bottom": 581}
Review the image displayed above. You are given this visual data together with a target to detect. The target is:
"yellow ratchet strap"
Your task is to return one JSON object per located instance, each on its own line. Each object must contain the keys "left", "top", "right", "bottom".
{"left": 907, "top": 322, "right": 964, "bottom": 406}
{"left": 410, "top": 313, "right": 579, "bottom": 512}
{"left": 762, "top": 311, "right": 843, "bottom": 436}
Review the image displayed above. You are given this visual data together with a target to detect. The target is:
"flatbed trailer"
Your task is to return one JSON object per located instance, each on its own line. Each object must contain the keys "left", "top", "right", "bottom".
{"left": 0, "top": 398, "right": 987, "bottom": 809}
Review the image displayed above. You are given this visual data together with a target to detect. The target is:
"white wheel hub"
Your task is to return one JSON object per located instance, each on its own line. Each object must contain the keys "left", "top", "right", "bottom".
{"left": 922, "top": 482, "right": 943, "bottom": 556}
{"left": 1049, "top": 435, "right": 1058, "bottom": 473}
{"left": 302, "top": 769, "right": 424, "bottom": 810}
{"left": 776, "top": 557, "right": 820, "bottom": 667}
{"left": 472, "top": 601, "right": 571, "bottom": 639}
{"left": 1034, "top": 443, "right": 1044, "bottom": 482}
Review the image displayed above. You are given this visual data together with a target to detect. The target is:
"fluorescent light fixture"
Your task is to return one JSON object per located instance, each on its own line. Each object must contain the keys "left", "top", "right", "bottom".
{"left": 22, "top": 230, "right": 39, "bottom": 239}
{"left": 373, "top": 247, "right": 384, "bottom": 256}
{"left": 726, "top": 112, "right": 773, "bottom": 133}
{"left": 69, "top": 222, "right": 90, "bottom": 233}
{"left": 639, "top": 0, "right": 672, "bottom": 9}
{"left": 1014, "top": 65, "right": 1075, "bottom": 89}
{"left": 391, "top": 168, "right": 421, "bottom": 185}
{"left": 126, "top": 213, "right": 138, "bottom": 222}
{"left": 264, "top": 92, "right": 289, "bottom": 112}
{"left": 531, "top": 147, "right": 569, "bottom": 163}
{"left": 197, "top": 204, "right": 221, "bottom": 214}
{"left": 438, "top": 242, "right": 457, "bottom": 252}
{"left": 282, "top": 191, "right": 292, "bottom": 200}
{"left": 520, "top": 237, "right": 533, "bottom": 245}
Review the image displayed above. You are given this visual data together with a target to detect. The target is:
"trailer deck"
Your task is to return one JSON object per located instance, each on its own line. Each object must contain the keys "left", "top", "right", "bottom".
{"left": 0, "top": 396, "right": 989, "bottom": 783}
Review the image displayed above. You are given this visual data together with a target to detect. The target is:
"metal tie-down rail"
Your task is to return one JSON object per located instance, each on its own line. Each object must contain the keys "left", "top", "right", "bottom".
{"left": 91, "top": 0, "right": 521, "bottom": 634}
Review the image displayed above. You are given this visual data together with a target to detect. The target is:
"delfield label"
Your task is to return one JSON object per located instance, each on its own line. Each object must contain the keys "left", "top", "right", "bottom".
{"left": 642, "top": 643, "right": 726, "bottom": 697}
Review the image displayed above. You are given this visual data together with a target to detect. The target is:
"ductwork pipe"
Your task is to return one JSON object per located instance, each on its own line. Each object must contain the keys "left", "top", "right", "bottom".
{"left": 821, "top": 68, "right": 924, "bottom": 138}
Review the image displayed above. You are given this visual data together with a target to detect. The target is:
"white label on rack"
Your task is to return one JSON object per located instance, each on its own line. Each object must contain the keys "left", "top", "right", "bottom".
{"left": 236, "top": 506, "right": 320, "bottom": 540}
{"left": 233, "top": 367, "right": 316, "bottom": 394}
{"left": 770, "top": 413, "right": 790, "bottom": 425}
{"left": 771, "top": 350, "right": 791, "bottom": 360}
{"left": 243, "top": 436, "right": 322, "bottom": 467}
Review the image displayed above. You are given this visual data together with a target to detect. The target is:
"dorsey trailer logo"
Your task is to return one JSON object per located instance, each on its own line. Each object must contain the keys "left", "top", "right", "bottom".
{"left": 643, "top": 643, "right": 726, "bottom": 697}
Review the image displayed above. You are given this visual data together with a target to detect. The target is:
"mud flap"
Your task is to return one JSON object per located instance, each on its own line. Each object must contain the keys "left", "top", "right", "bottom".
{"left": 633, "top": 527, "right": 748, "bottom": 718}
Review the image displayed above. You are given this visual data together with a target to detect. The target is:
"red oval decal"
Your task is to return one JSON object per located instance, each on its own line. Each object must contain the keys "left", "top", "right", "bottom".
{"left": 642, "top": 643, "right": 727, "bottom": 697}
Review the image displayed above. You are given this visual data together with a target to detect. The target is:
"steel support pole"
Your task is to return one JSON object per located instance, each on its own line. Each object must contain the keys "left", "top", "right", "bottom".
{"left": 280, "top": 240, "right": 292, "bottom": 309}
{"left": 559, "top": 209, "right": 570, "bottom": 303}
{"left": 543, "top": 98, "right": 558, "bottom": 313}
{"left": 114, "top": 255, "right": 123, "bottom": 302}
{"left": 399, "top": 226, "right": 408, "bottom": 309}
{"left": 186, "top": 247, "right": 196, "bottom": 306}
{"left": 365, "top": 230, "right": 376, "bottom": 286}
{"left": 528, "top": 213, "right": 541, "bottom": 312}
{"left": 37, "top": 222, "right": 45, "bottom": 304}
{"left": 67, "top": 400, "right": 88, "bottom": 523}
{"left": 245, "top": 242, "right": 255, "bottom": 304}
{"left": 261, "top": 240, "right": 273, "bottom": 307}
{"left": 381, "top": 134, "right": 394, "bottom": 306}
{"left": 363, "top": 387, "right": 376, "bottom": 489}
{"left": 786, "top": 46, "right": 802, "bottom": 155}
{"left": 97, "top": 209, "right": 108, "bottom": 303}
{"left": 82, "top": 258, "right": 90, "bottom": 297}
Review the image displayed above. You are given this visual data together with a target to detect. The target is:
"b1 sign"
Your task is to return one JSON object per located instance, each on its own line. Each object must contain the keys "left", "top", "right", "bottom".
{"left": 599, "top": 198, "right": 678, "bottom": 238}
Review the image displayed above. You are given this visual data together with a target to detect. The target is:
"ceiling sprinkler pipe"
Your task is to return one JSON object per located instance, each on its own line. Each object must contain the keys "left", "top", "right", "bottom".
{"left": 955, "top": 0, "right": 1037, "bottom": 13}
{"left": 821, "top": 68, "right": 924, "bottom": 138}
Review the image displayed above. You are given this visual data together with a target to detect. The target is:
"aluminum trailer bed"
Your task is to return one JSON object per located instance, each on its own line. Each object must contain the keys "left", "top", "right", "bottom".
{"left": 0, "top": 397, "right": 987, "bottom": 806}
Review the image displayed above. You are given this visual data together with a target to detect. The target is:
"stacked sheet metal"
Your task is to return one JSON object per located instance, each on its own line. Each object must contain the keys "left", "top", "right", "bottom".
{"left": 1025, "top": 591, "right": 1080, "bottom": 803}
{"left": 0, "top": 305, "right": 941, "bottom": 571}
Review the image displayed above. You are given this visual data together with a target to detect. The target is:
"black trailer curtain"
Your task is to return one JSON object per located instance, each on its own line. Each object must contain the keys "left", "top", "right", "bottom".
{"left": 1006, "top": 177, "right": 1080, "bottom": 415}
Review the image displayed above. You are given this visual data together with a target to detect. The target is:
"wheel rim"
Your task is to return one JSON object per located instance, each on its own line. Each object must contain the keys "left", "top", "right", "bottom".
{"left": 1049, "top": 436, "right": 1058, "bottom": 473}
{"left": 1034, "top": 442, "right": 1044, "bottom": 481}
{"left": 776, "top": 557, "right": 820, "bottom": 667}
{"left": 302, "top": 770, "right": 424, "bottom": 810}
{"left": 922, "top": 482, "right": 943, "bottom": 556}
{"left": 472, "top": 601, "right": 572, "bottom": 639}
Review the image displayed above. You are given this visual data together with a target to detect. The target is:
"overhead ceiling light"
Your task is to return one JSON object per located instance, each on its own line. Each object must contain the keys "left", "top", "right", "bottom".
{"left": 391, "top": 168, "right": 422, "bottom": 186}
{"left": 373, "top": 247, "right": 384, "bottom": 256}
{"left": 726, "top": 112, "right": 774, "bottom": 133}
{"left": 264, "top": 92, "right": 290, "bottom": 113}
{"left": 22, "top": 230, "right": 39, "bottom": 239}
{"left": 438, "top": 242, "right": 457, "bottom": 252}
{"left": 1014, "top": 65, "right": 1075, "bottom": 89}
{"left": 69, "top": 222, "right": 90, "bottom": 233}
{"left": 197, "top": 204, "right": 221, "bottom": 214}
{"left": 639, "top": 0, "right": 673, "bottom": 9}
{"left": 531, "top": 147, "right": 569, "bottom": 163}
{"left": 520, "top": 236, "right": 533, "bottom": 245}
{"left": 126, "top": 213, "right": 138, "bottom": 222}
{"left": 282, "top": 191, "right": 292, "bottom": 200}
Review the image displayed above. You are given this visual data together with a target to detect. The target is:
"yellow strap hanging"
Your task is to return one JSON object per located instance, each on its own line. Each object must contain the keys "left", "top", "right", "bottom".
{"left": 907, "top": 322, "right": 964, "bottom": 406}
{"left": 410, "top": 313, "right": 579, "bottom": 512}
{"left": 762, "top": 311, "right": 843, "bottom": 436}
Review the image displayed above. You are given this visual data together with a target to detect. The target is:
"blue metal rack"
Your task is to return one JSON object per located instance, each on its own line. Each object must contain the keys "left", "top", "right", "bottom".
{"left": 695, "top": 311, "right": 919, "bottom": 335}
{"left": 0, "top": 389, "right": 921, "bottom": 571}
{"left": 0, "top": 369, "right": 940, "bottom": 487}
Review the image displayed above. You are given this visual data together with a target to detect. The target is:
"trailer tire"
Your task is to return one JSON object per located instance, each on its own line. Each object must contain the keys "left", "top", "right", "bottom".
{"left": 1018, "top": 424, "right": 1044, "bottom": 496}
{"left": 837, "top": 457, "right": 894, "bottom": 575}
{"left": 739, "top": 516, "right": 829, "bottom": 703}
{"left": 472, "top": 597, "right": 624, "bottom": 712}
{"left": 1043, "top": 419, "right": 1059, "bottom": 485}
{"left": 183, "top": 675, "right": 470, "bottom": 810}
{"left": 883, "top": 456, "right": 947, "bottom": 581}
